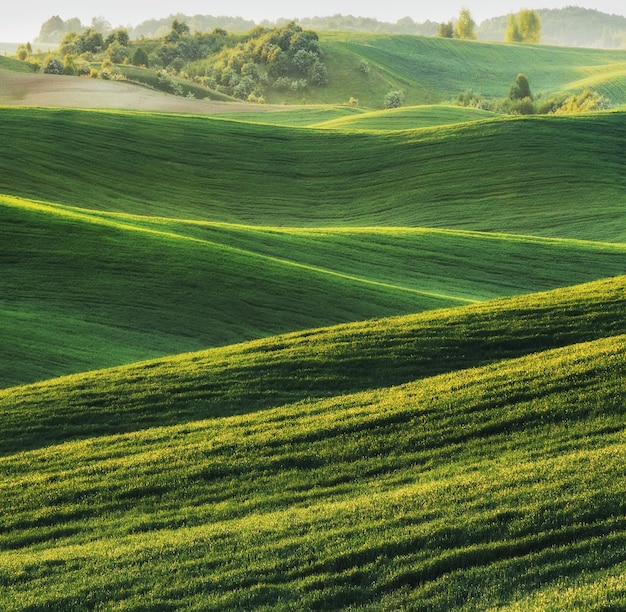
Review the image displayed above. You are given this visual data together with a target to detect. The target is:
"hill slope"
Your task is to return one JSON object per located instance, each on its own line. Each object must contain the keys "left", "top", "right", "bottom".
{"left": 2, "top": 275, "right": 624, "bottom": 453}
{"left": 1, "top": 283, "right": 625, "bottom": 609}
{"left": 1, "top": 108, "right": 625, "bottom": 239}
{"left": 303, "top": 34, "right": 626, "bottom": 107}
{"left": 2, "top": 194, "right": 625, "bottom": 388}
{"left": 4, "top": 33, "right": 626, "bottom": 109}
{"left": 1, "top": 106, "right": 625, "bottom": 386}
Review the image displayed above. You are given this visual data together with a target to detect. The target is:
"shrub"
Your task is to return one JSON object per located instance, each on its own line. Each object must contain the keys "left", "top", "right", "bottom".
{"left": 63, "top": 55, "right": 77, "bottom": 76}
{"left": 43, "top": 56, "right": 63, "bottom": 75}
{"left": 385, "top": 90, "right": 403, "bottom": 109}
{"left": 308, "top": 61, "right": 328, "bottom": 86}
{"left": 510, "top": 73, "right": 533, "bottom": 100}
{"left": 438, "top": 21, "right": 454, "bottom": 38}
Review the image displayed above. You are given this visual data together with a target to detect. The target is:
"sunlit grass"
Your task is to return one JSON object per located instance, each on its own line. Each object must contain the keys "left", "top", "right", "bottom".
{"left": 1, "top": 275, "right": 624, "bottom": 454}
{"left": 1, "top": 332, "right": 624, "bottom": 610}
{"left": 2, "top": 193, "right": 625, "bottom": 388}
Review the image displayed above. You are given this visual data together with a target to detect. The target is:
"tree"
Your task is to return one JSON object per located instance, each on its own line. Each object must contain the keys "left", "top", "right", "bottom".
{"left": 308, "top": 60, "right": 328, "bottom": 86}
{"left": 438, "top": 21, "right": 454, "bottom": 38}
{"left": 171, "top": 20, "right": 190, "bottom": 36}
{"left": 43, "top": 56, "right": 63, "bottom": 74}
{"left": 132, "top": 47, "right": 149, "bottom": 67}
{"left": 505, "top": 15, "right": 522, "bottom": 42}
{"left": 518, "top": 9, "right": 541, "bottom": 44}
{"left": 454, "top": 8, "right": 476, "bottom": 40}
{"left": 106, "top": 41, "right": 130, "bottom": 64}
{"left": 385, "top": 90, "right": 403, "bottom": 109}
{"left": 106, "top": 29, "right": 130, "bottom": 47}
{"left": 509, "top": 73, "right": 532, "bottom": 100}
{"left": 63, "top": 55, "right": 77, "bottom": 75}
{"left": 506, "top": 10, "right": 541, "bottom": 43}
{"left": 91, "top": 16, "right": 112, "bottom": 35}
{"left": 80, "top": 28, "right": 105, "bottom": 53}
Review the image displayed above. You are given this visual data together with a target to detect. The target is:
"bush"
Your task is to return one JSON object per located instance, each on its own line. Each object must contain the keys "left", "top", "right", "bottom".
{"left": 385, "top": 90, "right": 403, "bottom": 109}
{"left": 510, "top": 73, "right": 532, "bottom": 100}
{"left": 63, "top": 55, "right": 77, "bottom": 76}
{"left": 43, "top": 57, "right": 63, "bottom": 75}
{"left": 308, "top": 61, "right": 328, "bottom": 86}
{"left": 132, "top": 47, "right": 149, "bottom": 67}
{"left": 106, "top": 41, "right": 130, "bottom": 65}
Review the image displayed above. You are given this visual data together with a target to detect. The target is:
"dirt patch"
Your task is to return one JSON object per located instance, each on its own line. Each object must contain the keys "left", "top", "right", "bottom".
{"left": 0, "top": 71, "right": 273, "bottom": 114}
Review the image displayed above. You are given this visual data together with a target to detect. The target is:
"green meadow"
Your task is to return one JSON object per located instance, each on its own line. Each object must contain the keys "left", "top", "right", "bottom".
{"left": 0, "top": 30, "right": 625, "bottom": 610}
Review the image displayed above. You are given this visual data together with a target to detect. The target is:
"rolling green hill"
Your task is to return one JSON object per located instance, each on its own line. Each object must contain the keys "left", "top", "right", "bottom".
{"left": 287, "top": 34, "right": 626, "bottom": 108}
{"left": 1, "top": 106, "right": 625, "bottom": 386}
{"left": 1, "top": 278, "right": 625, "bottom": 609}
{"left": 2, "top": 33, "right": 626, "bottom": 611}
{"left": 1, "top": 274, "right": 624, "bottom": 453}
{"left": 1, "top": 107, "right": 625, "bottom": 239}
{"left": 1, "top": 191, "right": 625, "bottom": 388}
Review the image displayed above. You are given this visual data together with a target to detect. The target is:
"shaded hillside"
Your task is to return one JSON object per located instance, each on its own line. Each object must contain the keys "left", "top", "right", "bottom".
{"left": 0, "top": 108, "right": 625, "bottom": 238}
{"left": 1, "top": 275, "right": 624, "bottom": 452}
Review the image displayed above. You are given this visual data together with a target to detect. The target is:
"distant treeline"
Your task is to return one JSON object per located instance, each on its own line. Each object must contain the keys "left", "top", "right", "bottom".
{"left": 35, "top": 8, "right": 626, "bottom": 49}
{"left": 480, "top": 7, "right": 626, "bottom": 48}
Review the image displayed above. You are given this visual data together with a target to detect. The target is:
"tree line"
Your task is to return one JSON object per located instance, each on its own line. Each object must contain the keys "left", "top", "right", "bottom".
{"left": 438, "top": 9, "right": 541, "bottom": 43}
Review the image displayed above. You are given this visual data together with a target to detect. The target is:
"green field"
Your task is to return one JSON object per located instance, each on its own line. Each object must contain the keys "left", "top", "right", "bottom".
{"left": 279, "top": 34, "right": 626, "bottom": 107}
{"left": 1, "top": 31, "right": 625, "bottom": 610}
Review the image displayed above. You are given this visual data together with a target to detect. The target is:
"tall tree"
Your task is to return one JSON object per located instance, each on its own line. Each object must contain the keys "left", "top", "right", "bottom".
{"left": 505, "top": 14, "right": 522, "bottom": 42}
{"left": 518, "top": 9, "right": 541, "bottom": 43}
{"left": 438, "top": 21, "right": 454, "bottom": 38}
{"left": 454, "top": 8, "right": 476, "bottom": 40}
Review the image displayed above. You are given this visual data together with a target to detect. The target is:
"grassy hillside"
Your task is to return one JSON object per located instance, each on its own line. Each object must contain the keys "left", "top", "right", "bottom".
{"left": 2, "top": 194, "right": 625, "bottom": 388}
{"left": 1, "top": 107, "right": 625, "bottom": 239}
{"left": 1, "top": 105, "right": 624, "bottom": 385}
{"left": 1, "top": 274, "right": 624, "bottom": 453}
{"left": 5, "top": 32, "right": 626, "bottom": 110}
{"left": 292, "top": 34, "right": 626, "bottom": 108}
{"left": 1, "top": 291, "right": 624, "bottom": 608}
{"left": 0, "top": 55, "right": 34, "bottom": 73}
{"left": 2, "top": 32, "right": 626, "bottom": 611}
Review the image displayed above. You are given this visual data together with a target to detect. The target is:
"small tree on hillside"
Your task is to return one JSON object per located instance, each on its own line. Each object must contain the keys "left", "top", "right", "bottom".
{"left": 505, "top": 15, "right": 522, "bottom": 42}
{"left": 438, "top": 21, "right": 454, "bottom": 38}
{"left": 509, "top": 73, "right": 532, "bottom": 100}
{"left": 506, "top": 10, "right": 541, "bottom": 43}
{"left": 131, "top": 47, "right": 149, "bottom": 67}
{"left": 454, "top": 8, "right": 476, "bottom": 40}
{"left": 385, "top": 90, "right": 403, "bottom": 109}
{"left": 43, "top": 56, "right": 63, "bottom": 74}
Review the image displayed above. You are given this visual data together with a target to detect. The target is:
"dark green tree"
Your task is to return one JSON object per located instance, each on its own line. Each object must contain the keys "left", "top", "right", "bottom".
{"left": 131, "top": 47, "right": 149, "bottom": 67}
{"left": 385, "top": 90, "right": 403, "bottom": 108}
{"left": 438, "top": 21, "right": 454, "bottom": 38}
{"left": 509, "top": 73, "right": 532, "bottom": 100}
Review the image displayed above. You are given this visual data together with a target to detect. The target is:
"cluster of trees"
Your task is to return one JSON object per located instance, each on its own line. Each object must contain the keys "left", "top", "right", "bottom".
{"left": 505, "top": 10, "right": 541, "bottom": 43}
{"left": 26, "top": 18, "right": 329, "bottom": 101}
{"left": 36, "top": 15, "right": 115, "bottom": 43}
{"left": 196, "top": 22, "right": 328, "bottom": 99}
{"left": 457, "top": 73, "right": 611, "bottom": 115}
{"left": 438, "top": 9, "right": 477, "bottom": 40}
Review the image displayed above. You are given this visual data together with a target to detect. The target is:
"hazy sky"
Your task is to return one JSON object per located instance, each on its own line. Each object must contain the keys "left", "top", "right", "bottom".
{"left": 3, "top": 1, "right": 626, "bottom": 42}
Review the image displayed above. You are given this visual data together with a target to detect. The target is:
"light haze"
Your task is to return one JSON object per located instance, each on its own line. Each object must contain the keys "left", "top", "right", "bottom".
{"left": 3, "top": 1, "right": 626, "bottom": 42}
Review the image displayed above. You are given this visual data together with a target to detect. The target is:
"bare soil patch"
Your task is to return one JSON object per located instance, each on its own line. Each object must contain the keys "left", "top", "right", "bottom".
{"left": 0, "top": 72, "right": 271, "bottom": 114}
